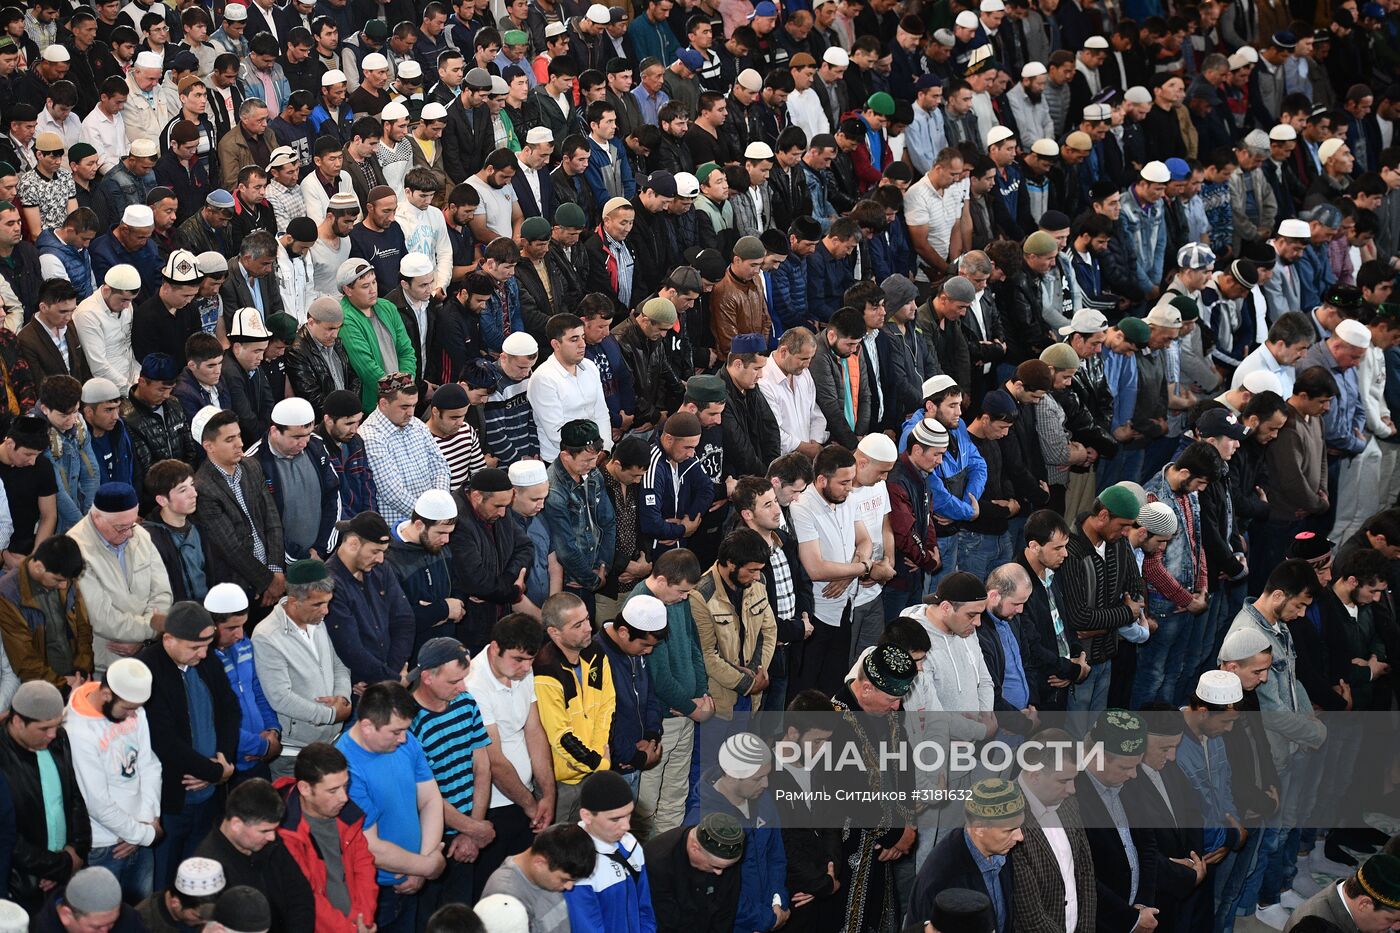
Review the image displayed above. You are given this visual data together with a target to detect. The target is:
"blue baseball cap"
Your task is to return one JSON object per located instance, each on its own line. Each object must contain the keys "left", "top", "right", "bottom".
{"left": 677, "top": 48, "right": 703, "bottom": 71}
{"left": 749, "top": 0, "right": 777, "bottom": 15}
{"left": 1165, "top": 157, "right": 1191, "bottom": 181}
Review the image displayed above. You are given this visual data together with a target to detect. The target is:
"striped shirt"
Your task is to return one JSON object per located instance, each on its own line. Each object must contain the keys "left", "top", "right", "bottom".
{"left": 433, "top": 422, "right": 487, "bottom": 490}
{"left": 412, "top": 691, "right": 491, "bottom": 833}
{"left": 483, "top": 371, "right": 539, "bottom": 467}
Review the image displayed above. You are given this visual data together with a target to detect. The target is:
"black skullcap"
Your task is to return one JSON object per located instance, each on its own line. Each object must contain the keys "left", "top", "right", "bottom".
{"left": 930, "top": 889, "right": 995, "bottom": 933}
{"left": 431, "top": 383, "right": 470, "bottom": 410}
{"left": 696, "top": 813, "right": 745, "bottom": 859}
{"left": 760, "top": 228, "right": 789, "bottom": 256}
{"left": 580, "top": 770, "right": 634, "bottom": 812}
{"left": 1287, "top": 531, "right": 1333, "bottom": 561}
{"left": 934, "top": 571, "right": 988, "bottom": 603}
{"left": 165, "top": 601, "right": 216, "bottom": 641}
{"left": 469, "top": 468, "right": 513, "bottom": 493}
{"left": 1039, "top": 209, "right": 1071, "bottom": 231}
{"left": 790, "top": 216, "right": 822, "bottom": 241}
{"left": 613, "top": 434, "right": 651, "bottom": 469}
{"left": 323, "top": 389, "right": 363, "bottom": 419}
{"left": 212, "top": 886, "right": 272, "bottom": 933}
{"left": 287, "top": 216, "right": 318, "bottom": 243}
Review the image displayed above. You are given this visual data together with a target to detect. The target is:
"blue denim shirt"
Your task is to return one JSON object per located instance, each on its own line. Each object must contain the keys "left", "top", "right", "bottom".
{"left": 1173, "top": 726, "right": 1237, "bottom": 851}
{"left": 992, "top": 612, "right": 1029, "bottom": 710}
{"left": 965, "top": 831, "right": 1009, "bottom": 932}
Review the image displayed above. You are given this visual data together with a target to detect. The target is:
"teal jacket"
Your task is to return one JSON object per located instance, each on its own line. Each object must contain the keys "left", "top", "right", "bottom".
{"left": 337, "top": 297, "right": 418, "bottom": 412}
{"left": 624, "top": 578, "right": 708, "bottom": 716}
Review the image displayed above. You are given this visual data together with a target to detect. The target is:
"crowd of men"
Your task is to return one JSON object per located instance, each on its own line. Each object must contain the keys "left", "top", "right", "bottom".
{"left": 0, "top": 0, "right": 1394, "bottom": 930}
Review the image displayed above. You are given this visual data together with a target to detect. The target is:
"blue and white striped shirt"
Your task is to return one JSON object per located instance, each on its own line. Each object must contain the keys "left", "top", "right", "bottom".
{"left": 412, "top": 691, "right": 491, "bottom": 833}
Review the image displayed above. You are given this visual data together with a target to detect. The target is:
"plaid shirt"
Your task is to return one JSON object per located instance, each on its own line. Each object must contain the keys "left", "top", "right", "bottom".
{"left": 266, "top": 180, "right": 305, "bottom": 235}
{"left": 767, "top": 537, "right": 796, "bottom": 622}
{"left": 358, "top": 407, "right": 450, "bottom": 526}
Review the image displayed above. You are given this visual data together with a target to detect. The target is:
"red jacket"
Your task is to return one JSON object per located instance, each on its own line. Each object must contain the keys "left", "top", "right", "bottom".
{"left": 841, "top": 110, "right": 891, "bottom": 193}
{"left": 274, "top": 777, "right": 379, "bottom": 933}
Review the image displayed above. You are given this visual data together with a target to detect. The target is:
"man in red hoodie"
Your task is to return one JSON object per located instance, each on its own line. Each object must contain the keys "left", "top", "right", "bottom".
{"left": 275, "top": 742, "right": 379, "bottom": 933}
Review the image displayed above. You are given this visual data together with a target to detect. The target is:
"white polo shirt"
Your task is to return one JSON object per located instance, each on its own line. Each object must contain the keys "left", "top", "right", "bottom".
{"left": 905, "top": 175, "right": 967, "bottom": 263}
{"left": 466, "top": 651, "right": 537, "bottom": 809}
{"left": 790, "top": 483, "right": 859, "bottom": 626}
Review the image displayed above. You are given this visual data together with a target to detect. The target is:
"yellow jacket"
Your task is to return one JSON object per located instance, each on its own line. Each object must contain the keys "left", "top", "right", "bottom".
{"left": 690, "top": 564, "right": 778, "bottom": 719}
{"left": 533, "top": 639, "right": 616, "bottom": 785}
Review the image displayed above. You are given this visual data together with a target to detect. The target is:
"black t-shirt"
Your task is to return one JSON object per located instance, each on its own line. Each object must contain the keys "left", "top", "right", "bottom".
{"left": 0, "top": 459, "right": 58, "bottom": 555}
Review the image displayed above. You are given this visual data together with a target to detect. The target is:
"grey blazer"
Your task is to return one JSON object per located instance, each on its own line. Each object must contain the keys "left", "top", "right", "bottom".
{"left": 1283, "top": 885, "right": 1359, "bottom": 932}
{"left": 250, "top": 602, "right": 352, "bottom": 752}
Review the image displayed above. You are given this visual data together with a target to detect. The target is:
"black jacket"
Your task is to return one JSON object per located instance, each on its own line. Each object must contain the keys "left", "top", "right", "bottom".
{"left": 628, "top": 199, "right": 684, "bottom": 308}
{"left": 448, "top": 489, "right": 533, "bottom": 651}
{"left": 429, "top": 297, "right": 487, "bottom": 386}
{"left": 144, "top": 518, "right": 219, "bottom": 603}
{"left": 285, "top": 327, "right": 362, "bottom": 419}
{"left": 219, "top": 349, "right": 275, "bottom": 443}
{"left": 910, "top": 828, "right": 1015, "bottom": 933}
{"left": 768, "top": 163, "right": 813, "bottom": 233}
{"left": 1015, "top": 550, "right": 1082, "bottom": 711}
{"left": 1065, "top": 350, "right": 1118, "bottom": 459}
{"left": 1121, "top": 758, "right": 1209, "bottom": 932}
{"left": 136, "top": 641, "right": 241, "bottom": 815}
{"left": 0, "top": 729, "right": 89, "bottom": 910}
{"left": 1002, "top": 266, "right": 1057, "bottom": 365}
{"left": 975, "top": 611, "right": 1038, "bottom": 734}
{"left": 612, "top": 315, "right": 684, "bottom": 428}
{"left": 193, "top": 824, "right": 316, "bottom": 933}
{"left": 718, "top": 368, "right": 780, "bottom": 480}
{"left": 122, "top": 394, "right": 200, "bottom": 489}
{"left": 1077, "top": 770, "right": 1159, "bottom": 933}
{"left": 643, "top": 825, "right": 744, "bottom": 933}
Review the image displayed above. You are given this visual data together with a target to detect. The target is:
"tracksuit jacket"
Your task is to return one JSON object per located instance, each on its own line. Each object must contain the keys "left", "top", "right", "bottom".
{"left": 639, "top": 438, "right": 715, "bottom": 554}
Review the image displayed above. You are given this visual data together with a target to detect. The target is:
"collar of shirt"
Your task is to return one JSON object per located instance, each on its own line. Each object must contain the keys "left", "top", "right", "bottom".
{"left": 964, "top": 830, "right": 1007, "bottom": 874}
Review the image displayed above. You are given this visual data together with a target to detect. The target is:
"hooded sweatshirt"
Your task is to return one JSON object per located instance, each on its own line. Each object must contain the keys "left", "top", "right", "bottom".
{"left": 64, "top": 680, "right": 162, "bottom": 848}
{"left": 899, "top": 604, "right": 994, "bottom": 743}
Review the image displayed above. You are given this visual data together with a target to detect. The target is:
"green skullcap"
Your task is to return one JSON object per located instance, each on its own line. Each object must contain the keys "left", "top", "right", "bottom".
{"left": 964, "top": 777, "right": 1026, "bottom": 822}
{"left": 1090, "top": 708, "right": 1147, "bottom": 757}
{"left": 1023, "top": 230, "right": 1059, "bottom": 256}
{"left": 554, "top": 202, "right": 587, "bottom": 228}
{"left": 286, "top": 559, "right": 330, "bottom": 585}
{"left": 520, "top": 216, "right": 551, "bottom": 241}
{"left": 1097, "top": 484, "right": 1141, "bottom": 520}
{"left": 865, "top": 91, "right": 896, "bottom": 116}
{"left": 1169, "top": 294, "right": 1200, "bottom": 322}
{"left": 1116, "top": 316, "right": 1151, "bottom": 347}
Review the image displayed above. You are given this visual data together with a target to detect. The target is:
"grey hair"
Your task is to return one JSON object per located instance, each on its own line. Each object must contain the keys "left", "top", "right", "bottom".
{"left": 239, "top": 98, "right": 269, "bottom": 118}
{"left": 240, "top": 230, "right": 278, "bottom": 260}
{"left": 540, "top": 591, "right": 585, "bottom": 630}
{"left": 1200, "top": 53, "right": 1229, "bottom": 73}
{"left": 958, "top": 250, "right": 993, "bottom": 276}
{"left": 287, "top": 577, "right": 335, "bottom": 600}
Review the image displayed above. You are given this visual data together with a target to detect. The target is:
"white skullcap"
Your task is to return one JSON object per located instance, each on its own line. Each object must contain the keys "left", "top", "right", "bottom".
{"left": 986, "top": 125, "right": 1015, "bottom": 147}
{"left": 922, "top": 374, "right": 959, "bottom": 397}
{"left": 1219, "top": 627, "right": 1273, "bottom": 663}
{"left": 222, "top": 3, "right": 247, "bottom": 19}
{"left": 585, "top": 3, "right": 610, "bottom": 23}
{"left": 397, "top": 59, "right": 423, "bottom": 79}
{"left": 744, "top": 141, "right": 775, "bottom": 160}
{"left": 421, "top": 102, "right": 449, "bottom": 121}
{"left": 980, "top": 0, "right": 1005, "bottom": 10}
{"left": 1269, "top": 123, "right": 1298, "bottom": 141}
{"left": 362, "top": 52, "right": 389, "bottom": 71}
{"left": 81, "top": 377, "right": 120, "bottom": 405}
{"left": 475, "top": 895, "right": 529, "bottom": 933}
{"left": 1318, "top": 138, "right": 1346, "bottom": 162}
{"left": 1137, "top": 501, "right": 1178, "bottom": 536}
{"left": 106, "top": 658, "right": 152, "bottom": 704}
{"left": 1227, "top": 51, "right": 1251, "bottom": 70}
{"left": 189, "top": 405, "right": 222, "bottom": 445}
{"left": 174, "top": 858, "right": 226, "bottom": 897}
{"left": 856, "top": 433, "right": 898, "bottom": 463}
{"left": 399, "top": 252, "right": 434, "bottom": 278}
{"left": 1196, "top": 669, "right": 1244, "bottom": 705}
{"left": 135, "top": 50, "right": 163, "bottom": 70}
{"left": 621, "top": 594, "right": 668, "bottom": 632}
{"left": 381, "top": 101, "right": 410, "bottom": 122}
{"left": 128, "top": 137, "right": 158, "bottom": 158}
{"left": 1277, "top": 218, "right": 1311, "bottom": 238}
{"left": 1021, "top": 61, "right": 1047, "bottom": 78}
{"left": 414, "top": 488, "right": 458, "bottom": 522}
{"left": 823, "top": 46, "right": 849, "bottom": 67}
{"left": 1241, "top": 370, "right": 1283, "bottom": 395}
{"left": 122, "top": 204, "right": 155, "bottom": 228}
{"left": 0, "top": 900, "right": 27, "bottom": 933}
{"left": 1124, "top": 85, "right": 1152, "bottom": 104}
{"left": 1236, "top": 45, "right": 1259, "bottom": 63}
{"left": 1140, "top": 160, "right": 1171, "bottom": 183}
{"left": 41, "top": 44, "right": 70, "bottom": 63}
{"left": 1083, "top": 35, "right": 1109, "bottom": 49}
{"left": 525, "top": 126, "right": 554, "bottom": 145}
{"left": 502, "top": 332, "right": 538, "bottom": 357}
{"left": 271, "top": 396, "right": 316, "bottom": 427}
{"left": 508, "top": 460, "right": 547, "bottom": 487}
{"left": 736, "top": 68, "right": 763, "bottom": 92}
{"left": 321, "top": 69, "right": 348, "bottom": 87}
{"left": 204, "top": 582, "right": 249, "bottom": 615}
{"left": 104, "top": 264, "right": 141, "bottom": 291}
{"left": 955, "top": 10, "right": 979, "bottom": 28}
{"left": 1335, "top": 318, "right": 1372, "bottom": 349}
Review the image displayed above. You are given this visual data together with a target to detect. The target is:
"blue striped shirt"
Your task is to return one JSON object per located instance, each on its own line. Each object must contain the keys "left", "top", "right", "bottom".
{"left": 412, "top": 692, "right": 491, "bottom": 833}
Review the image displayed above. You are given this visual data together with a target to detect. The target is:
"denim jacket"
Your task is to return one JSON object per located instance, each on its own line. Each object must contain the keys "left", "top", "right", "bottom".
{"left": 1142, "top": 467, "right": 1203, "bottom": 617}
{"left": 542, "top": 460, "right": 617, "bottom": 590}
{"left": 1118, "top": 189, "right": 1168, "bottom": 295}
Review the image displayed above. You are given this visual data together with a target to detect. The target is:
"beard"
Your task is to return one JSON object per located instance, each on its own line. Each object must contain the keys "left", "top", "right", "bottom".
{"left": 101, "top": 697, "right": 126, "bottom": 724}
{"left": 1026, "top": 87, "right": 1042, "bottom": 103}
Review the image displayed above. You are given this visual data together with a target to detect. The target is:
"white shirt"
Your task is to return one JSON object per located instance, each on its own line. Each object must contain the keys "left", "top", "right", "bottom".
{"left": 790, "top": 483, "right": 859, "bottom": 626}
{"left": 396, "top": 199, "right": 454, "bottom": 292}
{"left": 1020, "top": 776, "right": 1079, "bottom": 933}
{"left": 467, "top": 175, "right": 518, "bottom": 240}
{"left": 466, "top": 652, "right": 537, "bottom": 808}
{"left": 1361, "top": 345, "right": 1394, "bottom": 438}
{"left": 309, "top": 235, "right": 352, "bottom": 301}
{"left": 846, "top": 481, "right": 889, "bottom": 606}
{"left": 275, "top": 243, "right": 315, "bottom": 325}
{"left": 80, "top": 108, "right": 129, "bottom": 174}
{"left": 758, "top": 354, "right": 828, "bottom": 454}
{"left": 72, "top": 289, "right": 138, "bottom": 391}
{"left": 36, "top": 109, "right": 83, "bottom": 155}
{"left": 525, "top": 354, "right": 614, "bottom": 461}
{"left": 786, "top": 88, "right": 830, "bottom": 142}
{"left": 905, "top": 175, "right": 967, "bottom": 263}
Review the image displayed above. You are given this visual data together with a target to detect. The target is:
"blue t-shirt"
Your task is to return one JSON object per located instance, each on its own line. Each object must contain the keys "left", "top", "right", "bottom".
{"left": 336, "top": 730, "right": 434, "bottom": 885}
